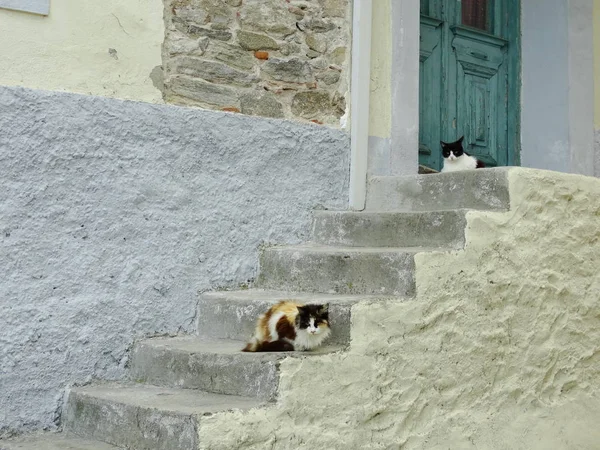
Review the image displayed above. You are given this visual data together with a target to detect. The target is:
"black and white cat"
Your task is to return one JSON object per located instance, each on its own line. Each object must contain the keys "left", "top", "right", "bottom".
{"left": 440, "top": 136, "right": 485, "bottom": 173}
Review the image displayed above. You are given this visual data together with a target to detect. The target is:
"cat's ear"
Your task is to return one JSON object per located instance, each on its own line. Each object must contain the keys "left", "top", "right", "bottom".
{"left": 458, "top": 136, "right": 464, "bottom": 143}
{"left": 318, "top": 304, "right": 329, "bottom": 315}
{"left": 440, "top": 140, "right": 447, "bottom": 148}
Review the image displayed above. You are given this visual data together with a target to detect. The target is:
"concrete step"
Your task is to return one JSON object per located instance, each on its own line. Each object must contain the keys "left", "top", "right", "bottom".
{"left": 366, "top": 167, "right": 510, "bottom": 212}
{"left": 311, "top": 210, "right": 467, "bottom": 249}
{"left": 257, "top": 245, "right": 432, "bottom": 296}
{"left": 0, "top": 433, "right": 121, "bottom": 450}
{"left": 196, "top": 290, "right": 396, "bottom": 345}
{"left": 129, "top": 336, "right": 341, "bottom": 401}
{"left": 63, "top": 384, "right": 262, "bottom": 450}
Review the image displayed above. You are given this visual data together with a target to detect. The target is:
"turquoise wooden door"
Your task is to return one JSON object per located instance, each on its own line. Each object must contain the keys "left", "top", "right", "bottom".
{"left": 419, "top": 0, "right": 520, "bottom": 171}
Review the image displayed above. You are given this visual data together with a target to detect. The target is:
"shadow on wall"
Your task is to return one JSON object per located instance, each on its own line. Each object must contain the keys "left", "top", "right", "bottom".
{"left": 0, "top": 86, "right": 349, "bottom": 436}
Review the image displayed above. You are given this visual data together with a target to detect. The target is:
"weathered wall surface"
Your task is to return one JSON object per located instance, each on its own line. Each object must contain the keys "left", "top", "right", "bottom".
{"left": 0, "top": 0, "right": 164, "bottom": 103}
{"left": 197, "top": 168, "right": 600, "bottom": 449}
{"left": 367, "top": 0, "right": 419, "bottom": 176}
{"left": 522, "top": 1, "right": 596, "bottom": 176}
{"left": 521, "top": 1, "right": 569, "bottom": 172}
{"left": 162, "top": 0, "right": 351, "bottom": 126}
{"left": 0, "top": 86, "right": 349, "bottom": 436}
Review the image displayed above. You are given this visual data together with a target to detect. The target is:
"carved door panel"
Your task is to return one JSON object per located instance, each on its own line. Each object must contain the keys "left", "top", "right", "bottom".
{"left": 419, "top": 0, "right": 520, "bottom": 170}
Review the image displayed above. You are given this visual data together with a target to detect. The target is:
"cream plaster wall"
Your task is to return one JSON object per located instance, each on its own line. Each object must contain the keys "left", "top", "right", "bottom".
{"left": 368, "top": 0, "right": 392, "bottom": 139}
{"left": 196, "top": 168, "right": 600, "bottom": 449}
{"left": 0, "top": 0, "right": 164, "bottom": 103}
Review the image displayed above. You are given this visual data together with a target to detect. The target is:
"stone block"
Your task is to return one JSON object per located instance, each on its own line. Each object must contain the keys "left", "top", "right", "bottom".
{"left": 316, "top": 71, "right": 341, "bottom": 85}
{"left": 63, "top": 384, "right": 261, "bottom": 450}
{"left": 209, "top": 41, "right": 255, "bottom": 71}
{"left": 291, "top": 90, "right": 331, "bottom": 118}
{"left": 173, "top": 18, "right": 233, "bottom": 41}
{"left": 236, "top": 30, "right": 280, "bottom": 51}
{"left": 305, "top": 33, "right": 327, "bottom": 53}
{"left": 365, "top": 168, "right": 512, "bottom": 212}
{"left": 280, "top": 42, "right": 301, "bottom": 56}
{"left": 319, "top": 0, "right": 348, "bottom": 18}
{"left": 239, "top": 0, "right": 296, "bottom": 36}
{"left": 330, "top": 46, "right": 347, "bottom": 65}
{"left": 298, "top": 17, "right": 336, "bottom": 33}
{"left": 240, "top": 91, "right": 284, "bottom": 118}
{"left": 261, "top": 57, "right": 314, "bottom": 83}
{"left": 167, "top": 76, "right": 239, "bottom": 107}
{"left": 257, "top": 244, "right": 419, "bottom": 296}
{"left": 175, "top": 58, "right": 259, "bottom": 87}
{"left": 311, "top": 210, "right": 467, "bottom": 249}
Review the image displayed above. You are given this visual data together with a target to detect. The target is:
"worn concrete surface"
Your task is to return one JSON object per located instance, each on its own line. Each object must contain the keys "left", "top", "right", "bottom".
{"left": 0, "top": 86, "right": 349, "bottom": 436}
{"left": 129, "top": 336, "right": 341, "bottom": 401}
{"left": 63, "top": 384, "right": 261, "bottom": 450}
{"left": 257, "top": 245, "right": 423, "bottom": 296}
{"left": 365, "top": 168, "right": 511, "bottom": 211}
{"left": 194, "top": 168, "right": 600, "bottom": 449}
{"left": 196, "top": 290, "right": 389, "bottom": 346}
{"left": 311, "top": 210, "right": 467, "bottom": 249}
{"left": 0, "top": 432, "right": 121, "bottom": 450}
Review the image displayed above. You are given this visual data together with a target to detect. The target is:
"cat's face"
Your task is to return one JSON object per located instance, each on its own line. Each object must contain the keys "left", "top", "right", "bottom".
{"left": 295, "top": 304, "right": 329, "bottom": 335}
{"left": 441, "top": 136, "right": 464, "bottom": 161}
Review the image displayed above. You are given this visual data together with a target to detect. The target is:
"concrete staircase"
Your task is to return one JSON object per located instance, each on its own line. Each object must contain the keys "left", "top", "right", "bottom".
{"left": 3, "top": 168, "right": 511, "bottom": 450}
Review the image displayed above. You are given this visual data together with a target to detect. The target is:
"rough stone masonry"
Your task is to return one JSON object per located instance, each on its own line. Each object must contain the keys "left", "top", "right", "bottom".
{"left": 163, "top": 0, "right": 351, "bottom": 126}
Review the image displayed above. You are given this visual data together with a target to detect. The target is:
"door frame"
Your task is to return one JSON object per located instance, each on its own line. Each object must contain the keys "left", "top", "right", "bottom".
{"left": 506, "top": 0, "right": 521, "bottom": 166}
{"left": 419, "top": 0, "right": 521, "bottom": 170}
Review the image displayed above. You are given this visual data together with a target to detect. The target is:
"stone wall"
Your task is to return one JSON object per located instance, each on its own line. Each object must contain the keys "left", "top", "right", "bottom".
{"left": 162, "top": 0, "right": 351, "bottom": 126}
{"left": 0, "top": 86, "right": 349, "bottom": 436}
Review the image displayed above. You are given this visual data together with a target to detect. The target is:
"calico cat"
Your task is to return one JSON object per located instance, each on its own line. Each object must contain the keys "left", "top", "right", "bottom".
{"left": 440, "top": 136, "right": 485, "bottom": 173}
{"left": 242, "top": 301, "right": 331, "bottom": 352}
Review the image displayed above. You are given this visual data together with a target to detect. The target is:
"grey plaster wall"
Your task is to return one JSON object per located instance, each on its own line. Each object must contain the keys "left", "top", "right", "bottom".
{"left": 0, "top": 86, "right": 349, "bottom": 436}
{"left": 567, "top": 0, "right": 595, "bottom": 176}
{"left": 520, "top": 0, "right": 570, "bottom": 172}
{"left": 521, "top": 0, "right": 595, "bottom": 176}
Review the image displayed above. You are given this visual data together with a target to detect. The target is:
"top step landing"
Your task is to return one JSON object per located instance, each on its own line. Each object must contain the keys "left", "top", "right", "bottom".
{"left": 365, "top": 167, "right": 511, "bottom": 212}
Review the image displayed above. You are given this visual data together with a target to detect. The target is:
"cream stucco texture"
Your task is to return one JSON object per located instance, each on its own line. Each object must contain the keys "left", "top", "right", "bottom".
{"left": 368, "top": 0, "right": 392, "bottom": 139}
{"left": 0, "top": 0, "right": 164, "bottom": 103}
{"left": 197, "top": 168, "right": 600, "bottom": 449}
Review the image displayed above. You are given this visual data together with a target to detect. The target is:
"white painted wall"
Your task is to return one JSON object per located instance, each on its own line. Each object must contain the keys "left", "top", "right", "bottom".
{"left": 0, "top": 0, "right": 164, "bottom": 103}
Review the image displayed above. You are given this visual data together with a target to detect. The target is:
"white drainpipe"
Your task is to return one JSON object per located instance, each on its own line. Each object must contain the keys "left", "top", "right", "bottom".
{"left": 349, "top": 0, "right": 372, "bottom": 210}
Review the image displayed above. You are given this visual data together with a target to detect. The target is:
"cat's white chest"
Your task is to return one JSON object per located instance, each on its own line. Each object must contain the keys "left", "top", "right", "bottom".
{"left": 442, "top": 155, "right": 477, "bottom": 172}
